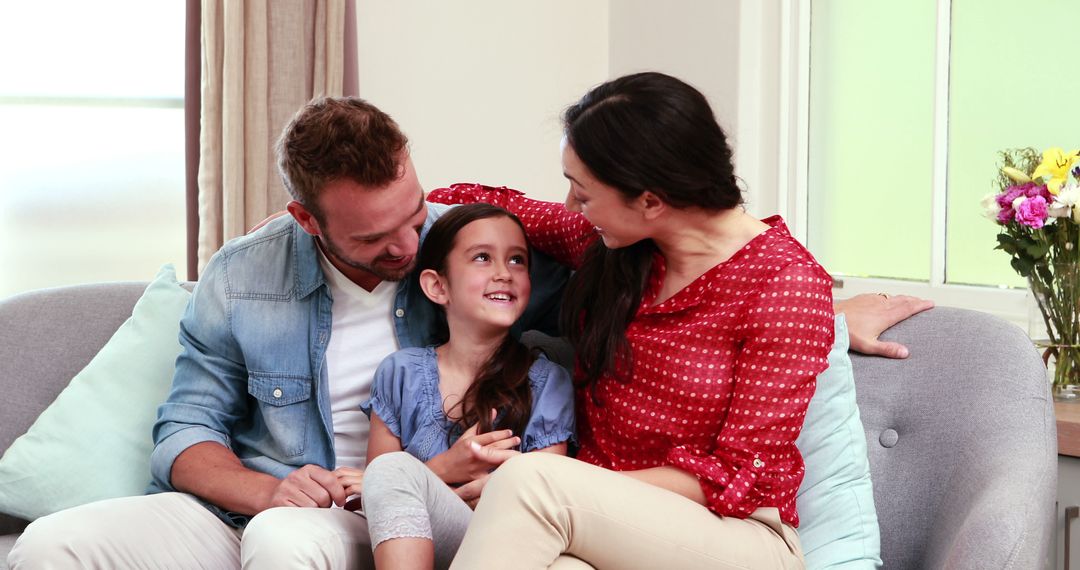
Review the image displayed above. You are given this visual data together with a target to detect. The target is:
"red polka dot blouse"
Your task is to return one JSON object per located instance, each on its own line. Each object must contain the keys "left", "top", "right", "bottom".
{"left": 428, "top": 184, "right": 835, "bottom": 527}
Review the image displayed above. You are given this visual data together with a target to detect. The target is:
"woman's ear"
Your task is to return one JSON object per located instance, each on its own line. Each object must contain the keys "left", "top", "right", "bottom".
{"left": 637, "top": 191, "right": 667, "bottom": 221}
{"left": 418, "top": 269, "right": 450, "bottom": 306}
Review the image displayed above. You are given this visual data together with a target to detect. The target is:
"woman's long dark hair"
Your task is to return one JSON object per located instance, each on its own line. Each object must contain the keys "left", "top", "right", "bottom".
{"left": 559, "top": 72, "right": 743, "bottom": 391}
{"left": 418, "top": 203, "right": 536, "bottom": 438}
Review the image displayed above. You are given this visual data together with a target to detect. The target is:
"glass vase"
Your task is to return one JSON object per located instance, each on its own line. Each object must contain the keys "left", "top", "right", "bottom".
{"left": 1029, "top": 259, "right": 1080, "bottom": 402}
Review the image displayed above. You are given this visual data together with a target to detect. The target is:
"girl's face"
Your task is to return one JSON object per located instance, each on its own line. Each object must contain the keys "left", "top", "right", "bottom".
{"left": 432, "top": 216, "right": 532, "bottom": 333}
{"left": 561, "top": 141, "right": 650, "bottom": 249}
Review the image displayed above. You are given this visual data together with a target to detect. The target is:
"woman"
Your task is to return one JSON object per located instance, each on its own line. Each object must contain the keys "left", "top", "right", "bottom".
{"left": 428, "top": 71, "right": 832, "bottom": 569}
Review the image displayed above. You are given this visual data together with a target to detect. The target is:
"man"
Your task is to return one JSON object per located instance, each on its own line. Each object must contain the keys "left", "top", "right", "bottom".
{"left": 11, "top": 97, "right": 568, "bottom": 569}
{"left": 9, "top": 96, "right": 929, "bottom": 569}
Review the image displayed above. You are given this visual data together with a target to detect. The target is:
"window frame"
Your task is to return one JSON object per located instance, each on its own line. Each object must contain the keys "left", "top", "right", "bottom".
{"left": 765, "top": 0, "right": 1029, "bottom": 328}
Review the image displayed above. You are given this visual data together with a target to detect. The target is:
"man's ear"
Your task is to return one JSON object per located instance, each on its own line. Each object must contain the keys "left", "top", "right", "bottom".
{"left": 418, "top": 269, "right": 450, "bottom": 306}
{"left": 637, "top": 191, "right": 666, "bottom": 221}
{"left": 287, "top": 200, "right": 322, "bottom": 236}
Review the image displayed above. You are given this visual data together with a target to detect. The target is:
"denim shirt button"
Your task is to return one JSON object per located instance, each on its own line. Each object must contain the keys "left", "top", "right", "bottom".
{"left": 272, "top": 388, "right": 283, "bottom": 399}
{"left": 395, "top": 308, "right": 405, "bottom": 318}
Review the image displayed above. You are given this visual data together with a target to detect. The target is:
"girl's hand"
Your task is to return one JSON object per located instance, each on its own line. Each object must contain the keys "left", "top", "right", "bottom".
{"left": 454, "top": 473, "right": 491, "bottom": 509}
{"left": 334, "top": 466, "right": 365, "bottom": 511}
{"left": 427, "top": 422, "right": 521, "bottom": 484}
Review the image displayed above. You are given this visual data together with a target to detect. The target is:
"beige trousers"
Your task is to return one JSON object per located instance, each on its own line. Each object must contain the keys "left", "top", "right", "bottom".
{"left": 450, "top": 453, "right": 804, "bottom": 570}
{"left": 7, "top": 492, "right": 375, "bottom": 569}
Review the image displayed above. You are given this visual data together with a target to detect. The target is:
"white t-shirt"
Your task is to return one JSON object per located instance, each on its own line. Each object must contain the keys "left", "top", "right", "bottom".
{"left": 318, "top": 249, "right": 399, "bottom": 470}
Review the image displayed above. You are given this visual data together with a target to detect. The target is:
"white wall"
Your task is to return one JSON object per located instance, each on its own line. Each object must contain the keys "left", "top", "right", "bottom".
{"left": 356, "top": 1, "right": 609, "bottom": 202}
{"left": 355, "top": 1, "right": 776, "bottom": 209}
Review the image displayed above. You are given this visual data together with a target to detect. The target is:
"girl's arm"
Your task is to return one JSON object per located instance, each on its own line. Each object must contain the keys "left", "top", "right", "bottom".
{"left": 454, "top": 440, "right": 569, "bottom": 508}
{"left": 332, "top": 412, "right": 403, "bottom": 505}
{"left": 365, "top": 412, "right": 404, "bottom": 465}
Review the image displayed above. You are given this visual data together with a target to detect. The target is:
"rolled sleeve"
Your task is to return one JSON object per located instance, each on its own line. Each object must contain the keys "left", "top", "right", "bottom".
{"left": 671, "top": 262, "right": 834, "bottom": 519}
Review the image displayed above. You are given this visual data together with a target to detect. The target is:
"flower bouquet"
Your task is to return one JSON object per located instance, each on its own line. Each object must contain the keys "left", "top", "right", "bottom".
{"left": 983, "top": 147, "right": 1080, "bottom": 398}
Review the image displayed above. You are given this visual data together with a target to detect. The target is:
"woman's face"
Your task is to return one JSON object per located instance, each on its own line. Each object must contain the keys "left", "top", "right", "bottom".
{"left": 561, "top": 142, "right": 648, "bottom": 249}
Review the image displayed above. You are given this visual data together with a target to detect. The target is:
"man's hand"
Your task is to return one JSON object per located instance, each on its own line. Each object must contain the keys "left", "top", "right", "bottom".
{"left": 426, "top": 422, "right": 521, "bottom": 485}
{"left": 262, "top": 464, "right": 347, "bottom": 510}
{"left": 454, "top": 473, "right": 491, "bottom": 509}
{"left": 835, "top": 294, "right": 934, "bottom": 358}
{"left": 334, "top": 466, "right": 365, "bottom": 511}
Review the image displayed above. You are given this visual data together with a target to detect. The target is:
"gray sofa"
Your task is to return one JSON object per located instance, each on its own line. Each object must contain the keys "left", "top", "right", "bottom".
{"left": 0, "top": 282, "right": 1057, "bottom": 569}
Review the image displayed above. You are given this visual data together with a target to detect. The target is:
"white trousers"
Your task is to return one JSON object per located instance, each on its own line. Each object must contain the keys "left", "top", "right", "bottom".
{"left": 7, "top": 492, "right": 374, "bottom": 569}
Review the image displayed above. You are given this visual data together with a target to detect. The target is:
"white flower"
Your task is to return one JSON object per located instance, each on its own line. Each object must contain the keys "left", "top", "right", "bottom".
{"left": 1012, "top": 196, "right": 1026, "bottom": 210}
{"left": 1051, "top": 181, "right": 1080, "bottom": 222}
{"left": 980, "top": 192, "right": 1001, "bottom": 220}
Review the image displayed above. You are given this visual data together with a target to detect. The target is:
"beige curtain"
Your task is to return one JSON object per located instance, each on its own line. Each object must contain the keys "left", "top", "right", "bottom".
{"left": 197, "top": 0, "right": 347, "bottom": 272}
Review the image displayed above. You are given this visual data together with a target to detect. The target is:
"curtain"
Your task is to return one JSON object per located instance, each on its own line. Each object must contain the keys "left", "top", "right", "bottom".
{"left": 194, "top": 0, "right": 352, "bottom": 273}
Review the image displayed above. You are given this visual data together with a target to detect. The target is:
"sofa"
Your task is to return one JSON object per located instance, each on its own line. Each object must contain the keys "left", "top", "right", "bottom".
{"left": 0, "top": 281, "right": 1057, "bottom": 569}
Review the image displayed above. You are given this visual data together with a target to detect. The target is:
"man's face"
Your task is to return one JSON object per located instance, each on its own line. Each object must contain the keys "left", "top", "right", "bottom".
{"left": 298, "top": 156, "right": 429, "bottom": 289}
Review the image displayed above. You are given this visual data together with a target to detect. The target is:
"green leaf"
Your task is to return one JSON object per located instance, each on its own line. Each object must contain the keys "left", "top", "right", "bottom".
{"left": 1024, "top": 241, "right": 1051, "bottom": 260}
{"left": 1012, "top": 256, "right": 1035, "bottom": 278}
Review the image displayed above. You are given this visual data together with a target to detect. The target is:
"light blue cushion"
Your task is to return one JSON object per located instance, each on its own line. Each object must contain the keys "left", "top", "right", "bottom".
{"left": 0, "top": 265, "right": 190, "bottom": 521}
{"left": 795, "top": 315, "right": 882, "bottom": 568}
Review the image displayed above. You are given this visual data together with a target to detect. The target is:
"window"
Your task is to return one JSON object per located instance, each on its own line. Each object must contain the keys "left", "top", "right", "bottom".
{"left": 0, "top": 1, "right": 186, "bottom": 298}
{"left": 802, "top": 0, "right": 1080, "bottom": 327}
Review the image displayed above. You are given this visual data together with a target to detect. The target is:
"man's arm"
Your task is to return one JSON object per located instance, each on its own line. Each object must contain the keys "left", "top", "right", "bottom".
{"left": 149, "top": 254, "right": 346, "bottom": 514}
{"left": 172, "top": 442, "right": 346, "bottom": 514}
{"left": 835, "top": 294, "right": 934, "bottom": 358}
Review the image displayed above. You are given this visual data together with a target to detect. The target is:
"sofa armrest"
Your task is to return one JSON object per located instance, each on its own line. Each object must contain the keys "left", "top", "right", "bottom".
{"left": 852, "top": 306, "right": 1055, "bottom": 569}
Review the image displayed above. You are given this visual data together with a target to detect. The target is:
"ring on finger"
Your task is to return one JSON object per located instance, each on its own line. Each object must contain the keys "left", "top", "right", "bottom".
{"left": 877, "top": 292, "right": 890, "bottom": 300}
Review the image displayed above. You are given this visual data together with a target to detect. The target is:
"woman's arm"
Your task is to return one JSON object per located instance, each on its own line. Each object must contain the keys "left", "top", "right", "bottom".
{"left": 835, "top": 293, "right": 934, "bottom": 358}
{"left": 428, "top": 184, "right": 596, "bottom": 269}
{"left": 620, "top": 465, "right": 706, "bottom": 504}
{"left": 666, "top": 262, "right": 835, "bottom": 518}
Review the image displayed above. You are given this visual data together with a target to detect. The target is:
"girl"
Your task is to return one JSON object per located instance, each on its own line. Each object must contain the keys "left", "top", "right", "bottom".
{"left": 431, "top": 72, "right": 835, "bottom": 569}
{"left": 352, "top": 203, "right": 575, "bottom": 570}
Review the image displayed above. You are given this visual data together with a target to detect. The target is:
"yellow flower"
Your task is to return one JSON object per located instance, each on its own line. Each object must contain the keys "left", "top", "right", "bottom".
{"left": 1032, "top": 147, "right": 1080, "bottom": 195}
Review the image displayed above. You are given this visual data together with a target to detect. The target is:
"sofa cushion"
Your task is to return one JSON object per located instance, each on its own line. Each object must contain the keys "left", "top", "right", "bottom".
{"left": 0, "top": 265, "right": 190, "bottom": 521}
{"left": 795, "top": 314, "right": 882, "bottom": 568}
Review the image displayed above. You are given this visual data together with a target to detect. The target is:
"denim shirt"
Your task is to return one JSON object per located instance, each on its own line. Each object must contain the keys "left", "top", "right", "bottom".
{"left": 148, "top": 202, "right": 569, "bottom": 526}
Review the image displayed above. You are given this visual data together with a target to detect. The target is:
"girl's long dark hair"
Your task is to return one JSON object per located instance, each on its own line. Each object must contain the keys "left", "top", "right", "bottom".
{"left": 418, "top": 203, "right": 536, "bottom": 437}
{"left": 559, "top": 72, "right": 743, "bottom": 391}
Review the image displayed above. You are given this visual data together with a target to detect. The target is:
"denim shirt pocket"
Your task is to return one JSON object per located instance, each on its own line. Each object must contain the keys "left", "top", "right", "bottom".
{"left": 247, "top": 372, "right": 313, "bottom": 457}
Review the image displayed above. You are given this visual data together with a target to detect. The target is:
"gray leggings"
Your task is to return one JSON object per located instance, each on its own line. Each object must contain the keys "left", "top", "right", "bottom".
{"left": 361, "top": 451, "right": 474, "bottom": 570}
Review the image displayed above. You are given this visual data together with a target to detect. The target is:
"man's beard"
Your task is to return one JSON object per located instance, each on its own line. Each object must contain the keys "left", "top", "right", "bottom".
{"left": 321, "top": 236, "right": 416, "bottom": 282}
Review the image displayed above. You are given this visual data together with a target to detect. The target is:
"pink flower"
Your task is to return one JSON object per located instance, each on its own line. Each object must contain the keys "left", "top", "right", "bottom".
{"left": 997, "top": 186, "right": 1026, "bottom": 208}
{"left": 1023, "top": 182, "right": 1051, "bottom": 200}
{"left": 1015, "top": 195, "right": 1049, "bottom": 228}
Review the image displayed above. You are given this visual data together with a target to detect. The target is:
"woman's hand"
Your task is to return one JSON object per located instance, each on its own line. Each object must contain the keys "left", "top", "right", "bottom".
{"left": 426, "top": 422, "right": 521, "bottom": 485}
{"left": 334, "top": 466, "right": 365, "bottom": 511}
{"left": 835, "top": 294, "right": 934, "bottom": 358}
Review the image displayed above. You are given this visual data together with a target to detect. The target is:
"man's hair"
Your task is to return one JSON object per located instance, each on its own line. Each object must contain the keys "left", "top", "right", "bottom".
{"left": 275, "top": 96, "right": 409, "bottom": 221}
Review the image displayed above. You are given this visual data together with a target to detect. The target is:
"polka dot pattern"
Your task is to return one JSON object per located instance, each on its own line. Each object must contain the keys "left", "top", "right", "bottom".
{"left": 429, "top": 184, "right": 835, "bottom": 527}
